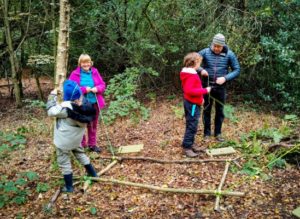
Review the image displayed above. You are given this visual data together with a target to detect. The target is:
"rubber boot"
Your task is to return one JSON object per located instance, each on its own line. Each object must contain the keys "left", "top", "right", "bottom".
{"left": 84, "top": 164, "right": 98, "bottom": 177}
{"left": 61, "top": 173, "right": 74, "bottom": 192}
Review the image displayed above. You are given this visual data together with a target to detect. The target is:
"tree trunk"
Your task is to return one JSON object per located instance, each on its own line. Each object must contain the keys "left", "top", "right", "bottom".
{"left": 34, "top": 72, "right": 44, "bottom": 100}
{"left": 2, "top": 0, "right": 22, "bottom": 107}
{"left": 54, "top": 0, "right": 70, "bottom": 99}
{"left": 52, "top": 0, "right": 57, "bottom": 67}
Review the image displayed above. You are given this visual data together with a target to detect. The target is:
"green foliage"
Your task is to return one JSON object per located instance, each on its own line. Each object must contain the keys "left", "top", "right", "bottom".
{"left": 102, "top": 67, "right": 158, "bottom": 125}
{"left": 23, "top": 99, "right": 46, "bottom": 109}
{"left": 0, "top": 171, "right": 41, "bottom": 208}
{"left": 283, "top": 114, "right": 298, "bottom": 122}
{"left": 246, "top": 0, "right": 300, "bottom": 112}
{"left": 0, "top": 131, "right": 27, "bottom": 159}
{"left": 236, "top": 122, "right": 295, "bottom": 176}
{"left": 36, "top": 183, "right": 50, "bottom": 193}
{"left": 267, "top": 154, "right": 286, "bottom": 170}
{"left": 90, "top": 206, "right": 97, "bottom": 215}
{"left": 224, "top": 105, "right": 238, "bottom": 123}
{"left": 171, "top": 104, "right": 184, "bottom": 119}
{"left": 241, "top": 160, "right": 262, "bottom": 176}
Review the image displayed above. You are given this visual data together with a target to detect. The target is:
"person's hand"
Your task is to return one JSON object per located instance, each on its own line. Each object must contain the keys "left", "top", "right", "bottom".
{"left": 201, "top": 69, "right": 208, "bottom": 77}
{"left": 216, "top": 77, "right": 226, "bottom": 85}
{"left": 206, "top": 86, "right": 212, "bottom": 93}
{"left": 91, "top": 87, "right": 98, "bottom": 93}
{"left": 50, "top": 89, "right": 57, "bottom": 95}
{"left": 86, "top": 87, "right": 91, "bottom": 93}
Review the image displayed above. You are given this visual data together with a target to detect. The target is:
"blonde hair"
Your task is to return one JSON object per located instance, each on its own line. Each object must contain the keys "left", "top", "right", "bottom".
{"left": 78, "top": 54, "right": 93, "bottom": 66}
{"left": 183, "top": 52, "right": 202, "bottom": 68}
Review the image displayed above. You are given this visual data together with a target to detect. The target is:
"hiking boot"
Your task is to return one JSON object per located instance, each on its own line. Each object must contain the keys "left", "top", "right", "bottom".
{"left": 215, "top": 135, "right": 225, "bottom": 142}
{"left": 183, "top": 148, "right": 198, "bottom": 158}
{"left": 192, "top": 145, "right": 205, "bottom": 153}
{"left": 89, "top": 146, "right": 102, "bottom": 153}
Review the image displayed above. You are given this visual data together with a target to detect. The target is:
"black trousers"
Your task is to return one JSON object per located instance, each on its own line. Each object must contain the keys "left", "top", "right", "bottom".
{"left": 182, "top": 99, "right": 201, "bottom": 148}
{"left": 203, "top": 86, "right": 226, "bottom": 137}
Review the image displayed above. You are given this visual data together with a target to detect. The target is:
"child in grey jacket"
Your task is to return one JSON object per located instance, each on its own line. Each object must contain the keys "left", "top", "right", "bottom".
{"left": 47, "top": 80, "right": 98, "bottom": 192}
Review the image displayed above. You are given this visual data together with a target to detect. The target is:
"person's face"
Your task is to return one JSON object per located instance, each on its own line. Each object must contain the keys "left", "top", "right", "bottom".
{"left": 194, "top": 60, "right": 201, "bottom": 70}
{"left": 212, "top": 44, "right": 223, "bottom": 54}
{"left": 80, "top": 61, "right": 92, "bottom": 72}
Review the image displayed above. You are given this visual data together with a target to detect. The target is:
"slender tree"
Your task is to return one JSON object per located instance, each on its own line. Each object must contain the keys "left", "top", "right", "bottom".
{"left": 54, "top": 0, "right": 70, "bottom": 97}
{"left": 1, "top": 0, "right": 22, "bottom": 107}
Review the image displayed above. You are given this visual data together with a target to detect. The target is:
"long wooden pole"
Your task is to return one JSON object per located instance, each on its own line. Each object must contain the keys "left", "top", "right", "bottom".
{"left": 90, "top": 177, "right": 244, "bottom": 197}
{"left": 99, "top": 156, "right": 237, "bottom": 164}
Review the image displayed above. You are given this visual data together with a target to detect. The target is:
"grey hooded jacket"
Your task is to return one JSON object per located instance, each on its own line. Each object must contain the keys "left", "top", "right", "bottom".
{"left": 47, "top": 94, "right": 86, "bottom": 150}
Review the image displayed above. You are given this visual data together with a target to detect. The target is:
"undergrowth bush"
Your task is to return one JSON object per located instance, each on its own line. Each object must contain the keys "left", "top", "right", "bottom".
{"left": 0, "top": 131, "right": 26, "bottom": 159}
{"left": 102, "top": 67, "right": 159, "bottom": 125}
{"left": 215, "top": 114, "right": 299, "bottom": 177}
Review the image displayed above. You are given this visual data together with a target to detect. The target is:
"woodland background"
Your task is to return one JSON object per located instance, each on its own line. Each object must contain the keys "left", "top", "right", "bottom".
{"left": 0, "top": 0, "right": 299, "bottom": 218}
{"left": 0, "top": 0, "right": 299, "bottom": 111}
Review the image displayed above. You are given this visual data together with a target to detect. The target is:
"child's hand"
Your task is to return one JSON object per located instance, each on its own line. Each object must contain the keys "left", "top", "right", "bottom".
{"left": 50, "top": 89, "right": 58, "bottom": 95}
{"left": 206, "top": 87, "right": 212, "bottom": 93}
{"left": 91, "top": 87, "right": 97, "bottom": 93}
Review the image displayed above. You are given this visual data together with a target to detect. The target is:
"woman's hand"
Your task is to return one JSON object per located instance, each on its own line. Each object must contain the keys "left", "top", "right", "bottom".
{"left": 86, "top": 87, "right": 92, "bottom": 93}
{"left": 91, "top": 87, "right": 98, "bottom": 93}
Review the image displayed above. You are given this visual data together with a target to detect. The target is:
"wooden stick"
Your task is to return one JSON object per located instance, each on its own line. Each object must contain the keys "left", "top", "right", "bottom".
{"left": 45, "top": 181, "right": 80, "bottom": 211}
{"left": 99, "top": 156, "right": 238, "bottom": 164}
{"left": 90, "top": 177, "right": 244, "bottom": 197}
{"left": 98, "top": 160, "right": 118, "bottom": 176}
{"left": 83, "top": 160, "right": 119, "bottom": 193}
{"left": 214, "top": 162, "right": 230, "bottom": 211}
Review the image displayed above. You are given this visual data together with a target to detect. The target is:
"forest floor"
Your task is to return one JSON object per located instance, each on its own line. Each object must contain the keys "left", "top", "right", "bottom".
{"left": 0, "top": 78, "right": 299, "bottom": 219}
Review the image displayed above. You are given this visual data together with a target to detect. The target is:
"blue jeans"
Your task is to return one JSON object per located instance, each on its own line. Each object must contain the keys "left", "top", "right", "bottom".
{"left": 182, "top": 99, "right": 201, "bottom": 148}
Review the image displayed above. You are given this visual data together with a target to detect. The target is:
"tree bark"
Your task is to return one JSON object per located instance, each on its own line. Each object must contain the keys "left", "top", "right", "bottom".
{"left": 2, "top": 0, "right": 22, "bottom": 107}
{"left": 54, "top": 0, "right": 70, "bottom": 98}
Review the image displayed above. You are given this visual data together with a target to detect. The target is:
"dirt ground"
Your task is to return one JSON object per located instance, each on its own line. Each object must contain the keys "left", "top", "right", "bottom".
{"left": 0, "top": 78, "right": 299, "bottom": 219}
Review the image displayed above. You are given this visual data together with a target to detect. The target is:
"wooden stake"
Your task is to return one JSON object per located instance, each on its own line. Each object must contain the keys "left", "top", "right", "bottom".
{"left": 99, "top": 156, "right": 237, "bottom": 164}
{"left": 90, "top": 177, "right": 244, "bottom": 197}
{"left": 83, "top": 160, "right": 119, "bottom": 193}
{"left": 98, "top": 160, "right": 118, "bottom": 176}
{"left": 214, "top": 162, "right": 230, "bottom": 211}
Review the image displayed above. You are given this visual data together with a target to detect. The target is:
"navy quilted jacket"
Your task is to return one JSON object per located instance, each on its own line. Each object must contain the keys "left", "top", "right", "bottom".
{"left": 198, "top": 46, "right": 240, "bottom": 86}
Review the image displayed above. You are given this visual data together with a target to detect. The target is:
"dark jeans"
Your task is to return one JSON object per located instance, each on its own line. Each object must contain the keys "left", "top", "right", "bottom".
{"left": 182, "top": 99, "right": 201, "bottom": 148}
{"left": 203, "top": 86, "right": 226, "bottom": 137}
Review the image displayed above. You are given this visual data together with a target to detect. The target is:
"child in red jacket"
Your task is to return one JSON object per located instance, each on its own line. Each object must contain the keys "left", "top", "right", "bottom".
{"left": 180, "top": 52, "right": 211, "bottom": 157}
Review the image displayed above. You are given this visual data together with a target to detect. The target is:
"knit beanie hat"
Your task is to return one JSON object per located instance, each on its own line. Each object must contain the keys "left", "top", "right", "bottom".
{"left": 63, "top": 80, "right": 82, "bottom": 101}
{"left": 212, "top": 33, "right": 226, "bottom": 46}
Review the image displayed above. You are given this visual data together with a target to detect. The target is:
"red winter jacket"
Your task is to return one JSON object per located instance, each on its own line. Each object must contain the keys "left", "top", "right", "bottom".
{"left": 180, "top": 67, "right": 208, "bottom": 105}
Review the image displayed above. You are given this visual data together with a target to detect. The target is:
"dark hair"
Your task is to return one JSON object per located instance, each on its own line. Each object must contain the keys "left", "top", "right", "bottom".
{"left": 183, "top": 52, "right": 202, "bottom": 67}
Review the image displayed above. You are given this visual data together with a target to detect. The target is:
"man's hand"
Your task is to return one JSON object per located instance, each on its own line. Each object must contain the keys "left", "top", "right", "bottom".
{"left": 216, "top": 77, "right": 226, "bottom": 85}
{"left": 91, "top": 87, "right": 98, "bottom": 93}
{"left": 201, "top": 70, "right": 208, "bottom": 77}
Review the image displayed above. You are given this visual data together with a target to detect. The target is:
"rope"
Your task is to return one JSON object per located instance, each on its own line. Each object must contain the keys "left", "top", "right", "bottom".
{"left": 99, "top": 110, "right": 115, "bottom": 158}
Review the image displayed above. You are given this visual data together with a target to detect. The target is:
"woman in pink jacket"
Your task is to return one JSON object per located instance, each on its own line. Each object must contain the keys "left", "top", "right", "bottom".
{"left": 69, "top": 54, "right": 106, "bottom": 153}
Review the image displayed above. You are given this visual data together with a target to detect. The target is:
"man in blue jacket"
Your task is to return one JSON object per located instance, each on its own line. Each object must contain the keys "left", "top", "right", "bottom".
{"left": 198, "top": 33, "right": 240, "bottom": 142}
